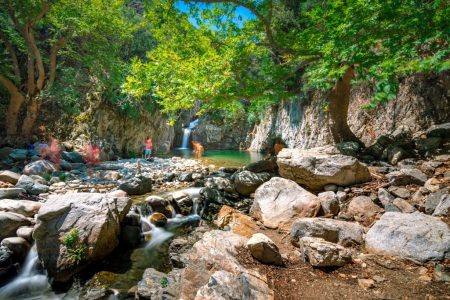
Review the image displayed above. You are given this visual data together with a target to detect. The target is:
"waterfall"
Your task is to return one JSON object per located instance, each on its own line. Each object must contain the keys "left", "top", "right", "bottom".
{"left": 0, "top": 245, "right": 59, "bottom": 300}
{"left": 179, "top": 119, "right": 199, "bottom": 149}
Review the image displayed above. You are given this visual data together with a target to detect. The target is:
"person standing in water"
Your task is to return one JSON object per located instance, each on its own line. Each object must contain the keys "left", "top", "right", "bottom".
{"left": 144, "top": 137, "right": 153, "bottom": 160}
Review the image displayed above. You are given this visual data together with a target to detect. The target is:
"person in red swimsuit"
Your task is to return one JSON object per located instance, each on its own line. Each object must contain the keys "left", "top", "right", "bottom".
{"left": 144, "top": 138, "right": 152, "bottom": 160}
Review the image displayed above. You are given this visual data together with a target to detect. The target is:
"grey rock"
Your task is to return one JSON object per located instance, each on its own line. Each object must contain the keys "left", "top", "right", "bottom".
{"left": 416, "top": 137, "right": 442, "bottom": 155}
{"left": 347, "top": 196, "right": 383, "bottom": 224}
{"left": 16, "top": 175, "right": 49, "bottom": 195}
{"left": 136, "top": 268, "right": 181, "bottom": 299}
{"left": 16, "top": 226, "right": 34, "bottom": 241}
{"left": 425, "top": 188, "right": 449, "bottom": 215}
{"left": 393, "top": 198, "right": 416, "bottom": 213}
{"left": 33, "top": 192, "right": 131, "bottom": 282}
{"left": 246, "top": 233, "right": 283, "bottom": 266}
{"left": 118, "top": 176, "right": 152, "bottom": 195}
{"left": 386, "top": 168, "right": 427, "bottom": 186}
{"left": 318, "top": 191, "right": 340, "bottom": 216}
{"left": 336, "top": 141, "right": 361, "bottom": 157}
{"left": 433, "top": 195, "right": 450, "bottom": 217}
{"left": 0, "top": 199, "right": 42, "bottom": 217}
{"left": 384, "top": 145, "right": 411, "bottom": 165}
{"left": 250, "top": 177, "right": 320, "bottom": 229}
{"left": 0, "top": 188, "right": 25, "bottom": 199}
{"left": 427, "top": 123, "right": 450, "bottom": 138}
{"left": 1, "top": 237, "right": 30, "bottom": 262}
{"left": 233, "top": 171, "right": 270, "bottom": 196}
{"left": 365, "top": 135, "right": 394, "bottom": 159}
{"left": 0, "top": 171, "right": 21, "bottom": 185}
{"left": 291, "top": 218, "right": 365, "bottom": 247}
{"left": 377, "top": 188, "right": 395, "bottom": 208}
{"left": 0, "top": 245, "right": 15, "bottom": 281}
{"left": 178, "top": 172, "right": 193, "bottom": 182}
{"left": 211, "top": 177, "right": 235, "bottom": 193}
{"left": 61, "top": 151, "right": 84, "bottom": 164}
{"left": 388, "top": 186, "right": 411, "bottom": 199}
{"left": 9, "top": 149, "right": 28, "bottom": 161}
{"left": 23, "top": 160, "right": 56, "bottom": 176}
{"left": 365, "top": 212, "right": 450, "bottom": 262}
{"left": 300, "top": 237, "right": 352, "bottom": 267}
{"left": 0, "top": 212, "right": 31, "bottom": 240}
{"left": 277, "top": 148, "right": 371, "bottom": 190}
{"left": 336, "top": 191, "right": 347, "bottom": 202}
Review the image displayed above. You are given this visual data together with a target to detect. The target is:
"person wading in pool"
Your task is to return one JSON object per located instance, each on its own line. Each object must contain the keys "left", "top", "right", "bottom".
{"left": 144, "top": 137, "right": 153, "bottom": 160}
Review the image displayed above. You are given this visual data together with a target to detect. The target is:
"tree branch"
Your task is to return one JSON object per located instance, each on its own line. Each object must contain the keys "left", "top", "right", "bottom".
{"left": 49, "top": 35, "right": 69, "bottom": 84}
{"left": 0, "top": 73, "right": 20, "bottom": 95}
{"left": 0, "top": 31, "right": 21, "bottom": 83}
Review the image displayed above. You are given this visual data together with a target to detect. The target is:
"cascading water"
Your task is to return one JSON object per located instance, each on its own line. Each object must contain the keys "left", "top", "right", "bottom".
{"left": 0, "top": 245, "right": 60, "bottom": 300}
{"left": 179, "top": 119, "right": 199, "bottom": 149}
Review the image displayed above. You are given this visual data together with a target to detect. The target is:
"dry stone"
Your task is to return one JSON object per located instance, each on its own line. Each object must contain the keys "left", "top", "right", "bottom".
{"left": 247, "top": 233, "right": 283, "bottom": 266}
{"left": 300, "top": 237, "right": 352, "bottom": 267}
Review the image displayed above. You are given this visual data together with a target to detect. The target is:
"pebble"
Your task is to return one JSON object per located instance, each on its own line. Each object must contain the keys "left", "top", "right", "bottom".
{"left": 357, "top": 278, "right": 375, "bottom": 289}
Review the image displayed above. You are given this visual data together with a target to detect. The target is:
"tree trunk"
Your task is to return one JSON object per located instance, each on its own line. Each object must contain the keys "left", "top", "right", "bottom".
{"left": 21, "top": 97, "right": 41, "bottom": 137}
{"left": 328, "top": 66, "right": 364, "bottom": 146}
{"left": 6, "top": 91, "right": 26, "bottom": 137}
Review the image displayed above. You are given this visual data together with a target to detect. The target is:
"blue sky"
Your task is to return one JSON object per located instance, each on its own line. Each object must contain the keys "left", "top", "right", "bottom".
{"left": 175, "top": 1, "right": 254, "bottom": 27}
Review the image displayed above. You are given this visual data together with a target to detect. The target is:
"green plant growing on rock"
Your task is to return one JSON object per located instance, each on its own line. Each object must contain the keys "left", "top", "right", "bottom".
{"left": 160, "top": 277, "right": 169, "bottom": 288}
{"left": 61, "top": 228, "right": 87, "bottom": 265}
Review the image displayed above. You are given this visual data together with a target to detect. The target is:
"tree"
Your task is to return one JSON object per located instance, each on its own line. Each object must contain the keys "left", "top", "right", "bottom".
{"left": 0, "top": 0, "right": 133, "bottom": 140}
{"left": 124, "top": 0, "right": 449, "bottom": 144}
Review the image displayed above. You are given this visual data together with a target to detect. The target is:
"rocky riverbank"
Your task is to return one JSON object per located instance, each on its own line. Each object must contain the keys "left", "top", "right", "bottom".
{"left": 0, "top": 123, "right": 449, "bottom": 299}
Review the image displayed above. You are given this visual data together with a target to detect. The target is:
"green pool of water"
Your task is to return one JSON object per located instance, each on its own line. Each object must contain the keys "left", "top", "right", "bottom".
{"left": 167, "top": 149, "right": 265, "bottom": 168}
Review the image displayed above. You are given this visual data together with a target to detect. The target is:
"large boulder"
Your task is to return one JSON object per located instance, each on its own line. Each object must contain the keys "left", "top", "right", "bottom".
{"left": 15, "top": 175, "right": 49, "bottom": 195}
{"left": 23, "top": 160, "right": 56, "bottom": 176}
{"left": 0, "top": 171, "right": 21, "bottom": 185}
{"left": 33, "top": 193, "right": 132, "bottom": 282}
{"left": 277, "top": 148, "right": 371, "bottom": 190}
{"left": 0, "top": 212, "right": 31, "bottom": 241}
{"left": 365, "top": 212, "right": 450, "bottom": 262}
{"left": 250, "top": 177, "right": 320, "bottom": 229}
{"left": 0, "top": 199, "right": 42, "bottom": 217}
{"left": 246, "top": 233, "right": 283, "bottom": 266}
{"left": 8, "top": 149, "right": 28, "bottom": 161}
{"left": 291, "top": 218, "right": 365, "bottom": 247}
{"left": 300, "top": 237, "right": 352, "bottom": 267}
{"left": 118, "top": 176, "right": 152, "bottom": 195}
{"left": 233, "top": 171, "right": 270, "bottom": 196}
{"left": 245, "top": 159, "right": 278, "bottom": 174}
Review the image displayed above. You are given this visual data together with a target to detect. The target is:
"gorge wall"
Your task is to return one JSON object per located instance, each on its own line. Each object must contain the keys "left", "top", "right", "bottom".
{"left": 246, "top": 72, "right": 450, "bottom": 152}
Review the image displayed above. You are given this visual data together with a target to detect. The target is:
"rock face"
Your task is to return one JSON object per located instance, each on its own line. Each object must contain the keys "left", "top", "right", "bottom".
{"left": 118, "top": 176, "right": 152, "bottom": 195}
{"left": 250, "top": 177, "right": 321, "bottom": 229}
{"left": 233, "top": 171, "right": 270, "bottom": 196}
{"left": 300, "top": 237, "right": 352, "bottom": 267}
{"left": 0, "top": 212, "right": 31, "bottom": 241}
{"left": 291, "top": 218, "right": 365, "bottom": 247}
{"left": 365, "top": 212, "right": 450, "bottom": 262}
{"left": 23, "top": 160, "right": 57, "bottom": 176}
{"left": 277, "top": 148, "right": 371, "bottom": 190}
{"left": 246, "top": 233, "right": 283, "bottom": 266}
{"left": 33, "top": 193, "right": 132, "bottom": 282}
{"left": 0, "top": 200, "right": 42, "bottom": 217}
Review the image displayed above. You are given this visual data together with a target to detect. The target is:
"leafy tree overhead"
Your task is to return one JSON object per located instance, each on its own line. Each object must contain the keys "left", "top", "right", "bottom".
{"left": 124, "top": 0, "right": 449, "bottom": 143}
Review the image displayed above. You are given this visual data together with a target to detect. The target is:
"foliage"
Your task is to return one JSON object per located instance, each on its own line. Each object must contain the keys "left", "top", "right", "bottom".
{"left": 61, "top": 228, "right": 87, "bottom": 265}
{"left": 123, "top": 0, "right": 449, "bottom": 121}
{"left": 160, "top": 277, "right": 169, "bottom": 288}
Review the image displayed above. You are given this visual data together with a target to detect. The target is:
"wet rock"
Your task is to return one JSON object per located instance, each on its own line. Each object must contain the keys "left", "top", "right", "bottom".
{"left": 163, "top": 173, "right": 175, "bottom": 182}
{"left": 291, "top": 218, "right": 365, "bottom": 247}
{"left": 33, "top": 192, "right": 132, "bottom": 282}
{"left": 23, "top": 160, "right": 56, "bottom": 176}
{"left": 247, "top": 233, "right": 283, "bottom": 266}
{"left": 16, "top": 226, "right": 34, "bottom": 242}
{"left": 120, "top": 225, "right": 141, "bottom": 247}
{"left": 365, "top": 212, "right": 450, "bottom": 262}
{"left": 0, "top": 188, "right": 25, "bottom": 199}
{"left": 0, "top": 212, "right": 31, "bottom": 240}
{"left": 426, "top": 122, "right": 450, "bottom": 138}
{"left": 433, "top": 195, "right": 450, "bottom": 216}
{"left": 277, "top": 148, "right": 371, "bottom": 190}
{"left": 386, "top": 168, "right": 427, "bottom": 186}
{"left": 136, "top": 268, "right": 181, "bottom": 299}
{"left": 233, "top": 171, "right": 270, "bottom": 196}
{"left": 318, "top": 191, "right": 340, "bottom": 216}
{"left": 347, "top": 196, "right": 383, "bottom": 224}
{"left": 1, "top": 237, "right": 30, "bottom": 262}
{"left": 0, "top": 245, "right": 15, "bottom": 283}
{"left": 299, "top": 237, "right": 352, "bottom": 267}
{"left": 171, "top": 192, "right": 193, "bottom": 215}
{"left": 245, "top": 159, "right": 278, "bottom": 174}
{"left": 145, "top": 196, "right": 172, "bottom": 218}
{"left": 16, "top": 175, "right": 49, "bottom": 195}
{"left": 118, "top": 176, "right": 152, "bottom": 195}
{"left": 9, "top": 149, "right": 28, "bottom": 161}
{"left": 393, "top": 198, "right": 416, "bottom": 213}
{"left": 178, "top": 173, "right": 193, "bottom": 182}
{"left": 61, "top": 151, "right": 84, "bottom": 164}
{"left": 149, "top": 213, "right": 168, "bottom": 227}
{"left": 425, "top": 187, "right": 449, "bottom": 215}
{"left": 250, "top": 177, "right": 320, "bottom": 229}
{"left": 0, "top": 199, "right": 42, "bottom": 217}
{"left": 0, "top": 171, "right": 20, "bottom": 185}
{"left": 388, "top": 186, "right": 411, "bottom": 199}
{"left": 215, "top": 205, "right": 258, "bottom": 238}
